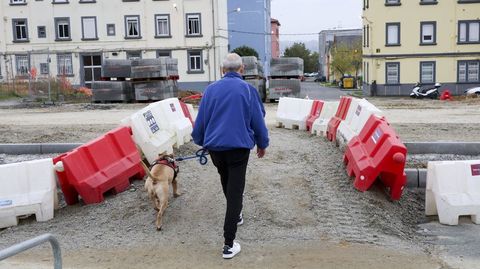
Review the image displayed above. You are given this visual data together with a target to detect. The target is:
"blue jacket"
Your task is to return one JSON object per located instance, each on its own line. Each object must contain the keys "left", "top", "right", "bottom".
{"left": 192, "top": 72, "right": 269, "bottom": 151}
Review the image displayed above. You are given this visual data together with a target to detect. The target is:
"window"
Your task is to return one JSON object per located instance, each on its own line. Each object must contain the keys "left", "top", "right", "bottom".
{"left": 366, "top": 25, "right": 370, "bottom": 47}
{"left": 157, "top": 50, "right": 172, "bottom": 58}
{"left": 363, "top": 26, "right": 366, "bottom": 47}
{"left": 126, "top": 51, "right": 142, "bottom": 60}
{"left": 386, "top": 62, "right": 400, "bottom": 85}
{"left": 155, "top": 14, "right": 171, "bottom": 37}
{"left": 420, "top": 62, "right": 435, "bottom": 84}
{"left": 57, "top": 54, "right": 73, "bottom": 76}
{"left": 79, "top": 0, "right": 96, "bottom": 2}
{"left": 385, "top": 0, "right": 401, "bottom": 5}
{"left": 386, "top": 23, "right": 400, "bottom": 46}
{"left": 55, "top": 17, "right": 71, "bottom": 40}
{"left": 81, "top": 17, "right": 98, "bottom": 40}
{"left": 420, "top": 0, "right": 437, "bottom": 4}
{"left": 458, "top": 61, "right": 479, "bottom": 83}
{"left": 186, "top": 13, "right": 202, "bottom": 36}
{"left": 52, "top": 0, "right": 68, "bottom": 3}
{"left": 10, "top": 0, "right": 26, "bottom": 5}
{"left": 40, "top": 63, "right": 49, "bottom": 75}
{"left": 187, "top": 50, "right": 203, "bottom": 73}
{"left": 366, "top": 62, "right": 369, "bottom": 84}
{"left": 106, "top": 24, "right": 115, "bottom": 36}
{"left": 421, "top": 22, "right": 436, "bottom": 45}
{"left": 37, "top": 26, "right": 46, "bottom": 38}
{"left": 15, "top": 55, "right": 29, "bottom": 76}
{"left": 363, "top": 0, "right": 369, "bottom": 9}
{"left": 125, "top": 16, "right": 141, "bottom": 39}
{"left": 458, "top": 21, "right": 480, "bottom": 43}
{"left": 12, "top": 19, "right": 29, "bottom": 42}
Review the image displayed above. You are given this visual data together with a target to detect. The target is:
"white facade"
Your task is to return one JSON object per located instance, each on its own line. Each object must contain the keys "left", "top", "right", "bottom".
{"left": 0, "top": 0, "right": 228, "bottom": 91}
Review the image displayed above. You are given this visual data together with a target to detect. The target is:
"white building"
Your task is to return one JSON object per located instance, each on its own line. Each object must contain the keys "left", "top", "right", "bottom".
{"left": 0, "top": 0, "right": 228, "bottom": 91}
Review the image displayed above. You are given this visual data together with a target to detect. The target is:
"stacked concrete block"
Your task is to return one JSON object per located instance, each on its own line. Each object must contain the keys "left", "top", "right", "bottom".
{"left": 92, "top": 81, "right": 134, "bottom": 103}
{"left": 131, "top": 58, "right": 178, "bottom": 79}
{"left": 268, "top": 57, "right": 304, "bottom": 100}
{"left": 241, "top": 56, "right": 266, "bottom": 101}
{"left": 270, "top": 58, "right": 304, "bottom": 77}
{"left": 134, "top": 80, "right": 178, "bottom": 101}
{"left": 101, "top": 59, "right": 132, "bottom": 79}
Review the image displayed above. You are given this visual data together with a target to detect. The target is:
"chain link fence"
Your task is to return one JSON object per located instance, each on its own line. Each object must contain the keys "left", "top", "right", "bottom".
{"left": 0, "top": 51, "right": 91, "bottom": 103}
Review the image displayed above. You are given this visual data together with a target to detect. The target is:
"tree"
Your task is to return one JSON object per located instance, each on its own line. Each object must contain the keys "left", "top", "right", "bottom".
{"left": 232, "top": 46, "right": 259, "bottom": 59}
{"left": 330, "top": 40, "right": 362, "bottom": 82}
{"left": 283, "top": 42, "right": 318, "bottom": 73}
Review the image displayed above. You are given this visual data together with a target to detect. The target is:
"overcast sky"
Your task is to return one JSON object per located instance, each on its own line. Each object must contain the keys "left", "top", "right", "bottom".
{"left": 271, "top": 0, "right": 362, "bottom": 41}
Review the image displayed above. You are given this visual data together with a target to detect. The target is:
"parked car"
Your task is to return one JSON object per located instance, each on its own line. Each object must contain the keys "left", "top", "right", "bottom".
{"left": 465, "top": 86, "right": 480, "bottom": 96}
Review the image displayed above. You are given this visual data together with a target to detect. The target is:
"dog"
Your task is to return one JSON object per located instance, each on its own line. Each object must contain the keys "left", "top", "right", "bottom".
{"left": 141, "top": 154, "right": 181, "bottom": 230}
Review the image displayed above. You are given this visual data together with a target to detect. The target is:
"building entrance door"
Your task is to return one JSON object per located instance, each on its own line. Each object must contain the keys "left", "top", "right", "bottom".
{"left": 82, "top": 55, "right": 102, "bottom": 88}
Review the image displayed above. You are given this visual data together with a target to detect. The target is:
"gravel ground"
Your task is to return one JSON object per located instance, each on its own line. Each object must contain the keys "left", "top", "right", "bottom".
{"left": 1, "top": 98, "right": 480, "bottom": 268}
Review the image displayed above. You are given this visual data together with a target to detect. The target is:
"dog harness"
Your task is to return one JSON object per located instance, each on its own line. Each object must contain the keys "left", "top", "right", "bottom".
{"left": 150, "top": 156, "right": 179, "bottom": 180}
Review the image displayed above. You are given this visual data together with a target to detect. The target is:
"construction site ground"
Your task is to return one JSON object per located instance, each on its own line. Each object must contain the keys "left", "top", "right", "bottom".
{"left": 1, "top": 92, "right": 480, "bottom": 269}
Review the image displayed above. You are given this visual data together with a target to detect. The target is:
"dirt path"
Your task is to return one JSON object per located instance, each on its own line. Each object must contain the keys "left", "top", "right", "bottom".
{"left": 1, "top": 241, "right": 441, "bottom": 269}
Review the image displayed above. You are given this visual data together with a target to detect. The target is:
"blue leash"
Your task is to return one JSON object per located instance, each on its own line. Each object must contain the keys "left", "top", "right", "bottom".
{"left": 175, "top": 148, "right": 209, "bottom": 165}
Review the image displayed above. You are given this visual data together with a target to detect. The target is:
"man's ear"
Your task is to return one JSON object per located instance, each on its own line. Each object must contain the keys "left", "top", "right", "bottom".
{"left": 238, "top": 65, "right": 245, "bottom": 74}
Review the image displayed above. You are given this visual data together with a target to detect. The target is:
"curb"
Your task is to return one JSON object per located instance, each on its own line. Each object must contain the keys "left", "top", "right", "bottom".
{"left": 405, "top": 168, "right": 427, "bottom": 188}
{"left": 405, "top": 142, "right": 480, "bottom": 155}
{"left": 0, "top": 143, "right": 82, "bottom": 155}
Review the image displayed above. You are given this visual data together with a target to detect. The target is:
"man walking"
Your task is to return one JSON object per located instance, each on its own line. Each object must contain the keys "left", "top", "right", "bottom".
{"left": 192, "top": 53, "right": 269, "bottom": 259}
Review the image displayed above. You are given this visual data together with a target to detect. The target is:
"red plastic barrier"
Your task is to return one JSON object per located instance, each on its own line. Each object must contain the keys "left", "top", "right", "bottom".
{"left": 179, "top": 100, "right": 194, "bottom": 126}
{"left": 326, "top": 96, "right": 352, "bottom": 141}
{"left": 306, "top": 100, "right": 325, "bottom": 132}
{"left": 54, "top": 126, "right": 145, "bottom": 205}
{"left": 440, "top": 90, "right": 452, "bottom": 101}
{"left": 343, "top": 115, "right": 407, "bottom": 200}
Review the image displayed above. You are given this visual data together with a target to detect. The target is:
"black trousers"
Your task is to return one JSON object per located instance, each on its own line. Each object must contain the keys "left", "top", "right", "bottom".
{"left": 209, "top": 148, "right": 250, "bottom": 246}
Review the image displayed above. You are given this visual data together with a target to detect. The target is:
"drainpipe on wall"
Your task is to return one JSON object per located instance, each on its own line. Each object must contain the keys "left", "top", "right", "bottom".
{"left": 211, "top": 0, "right": 217, "bottom": 82}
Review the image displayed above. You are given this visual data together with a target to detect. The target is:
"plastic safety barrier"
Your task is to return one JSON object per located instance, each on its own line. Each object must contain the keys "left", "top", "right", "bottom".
{"left": 186, "top": 104, "right": 196, "bottom": 123}
{"left": 0, "top": 158, "right": 57, "bottom": 228}
{"left": 276, "top": 97, "right": 314, "bottom": 130}
{"left": 179, "top": 101, "right": 194, "bottom": 126}
{"left": 149, "top": 98, "right": 193, "bottom": 148}
{"left": 121, "top": 107, "right": 176, "bottom": 164}
{"left": 425, "top": 160, "right": 480, "bottom": 225}
{"left": 326, "top": 96, "right": 353, "bottom": 141}
{"left": 306, "top": 100, "right": 325, "bottom": 132}
{"left": 337, "top": 99, "right": 383, "bottom": 147}
{"left": 311, "top": 101, "right": 339, "bottom": 136}
{"left": 53, "top": 127, "right": 145, "bottom": 205}
{"left": 343, "top": 115, "right": 407, "bottom": 200}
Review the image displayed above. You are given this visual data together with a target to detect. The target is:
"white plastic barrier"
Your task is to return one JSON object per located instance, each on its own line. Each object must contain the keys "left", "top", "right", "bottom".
{"left": 311, "top": 101, "right": 339, "bottom": 136}
{"left": 336, "top": 98, "right": 382, "bottom": 146}
{"left": 425, "top": 160, "right": 480, "bottom": 225}
{"left": 276, "top": 97, "right": 314, "bottom": 130}
{"left": 0, "top": 158, "right": 57, "bottom": 228}
{"left": 121, "top": 106, "right": 176, "bottom": 164}
{"left": 149, "top": 98, "right": 193, "bottom": 147}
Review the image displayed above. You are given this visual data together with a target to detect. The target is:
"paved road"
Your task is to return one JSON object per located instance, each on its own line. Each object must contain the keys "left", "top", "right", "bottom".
{"left": 299, "top": 82, "right": 352, "bottom": 100}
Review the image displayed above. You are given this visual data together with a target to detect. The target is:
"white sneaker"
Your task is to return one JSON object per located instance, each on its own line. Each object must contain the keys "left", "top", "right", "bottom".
{"left": 237, "top": 212, "right": 243, "bottom": 226}
{"left": 222, "top": 241, "right": 241, "bottom": 259}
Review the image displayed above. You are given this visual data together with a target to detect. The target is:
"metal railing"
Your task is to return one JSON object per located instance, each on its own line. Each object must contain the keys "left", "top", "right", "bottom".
{"left": 0, "top": 233, "right": 62, "bottom": 269}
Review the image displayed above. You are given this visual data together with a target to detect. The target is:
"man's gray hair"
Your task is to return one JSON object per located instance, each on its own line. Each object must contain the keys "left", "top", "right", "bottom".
{"left": 222, "top": 53, "right": 243, "bottom": 72}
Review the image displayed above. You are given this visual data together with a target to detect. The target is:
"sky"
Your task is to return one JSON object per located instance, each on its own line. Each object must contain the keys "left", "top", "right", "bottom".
{"left": 271, "top": 0, "right": 362, "bottom": 42}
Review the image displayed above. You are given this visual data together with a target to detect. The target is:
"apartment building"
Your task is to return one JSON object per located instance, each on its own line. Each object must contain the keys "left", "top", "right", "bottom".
{"left": 0, "top": 0, "right": 228, "bottom": 91}
{"left": 318, "top": 29, "right": 362, "bottom": 81}
{"left": 271, "top": 18, "right": 280, "bottom": 59}
{"left": 227, "top": 0, "right": 272, "bottom": 75}
{"left": 362, "top": 0, "right": 480, "bottom": 96}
